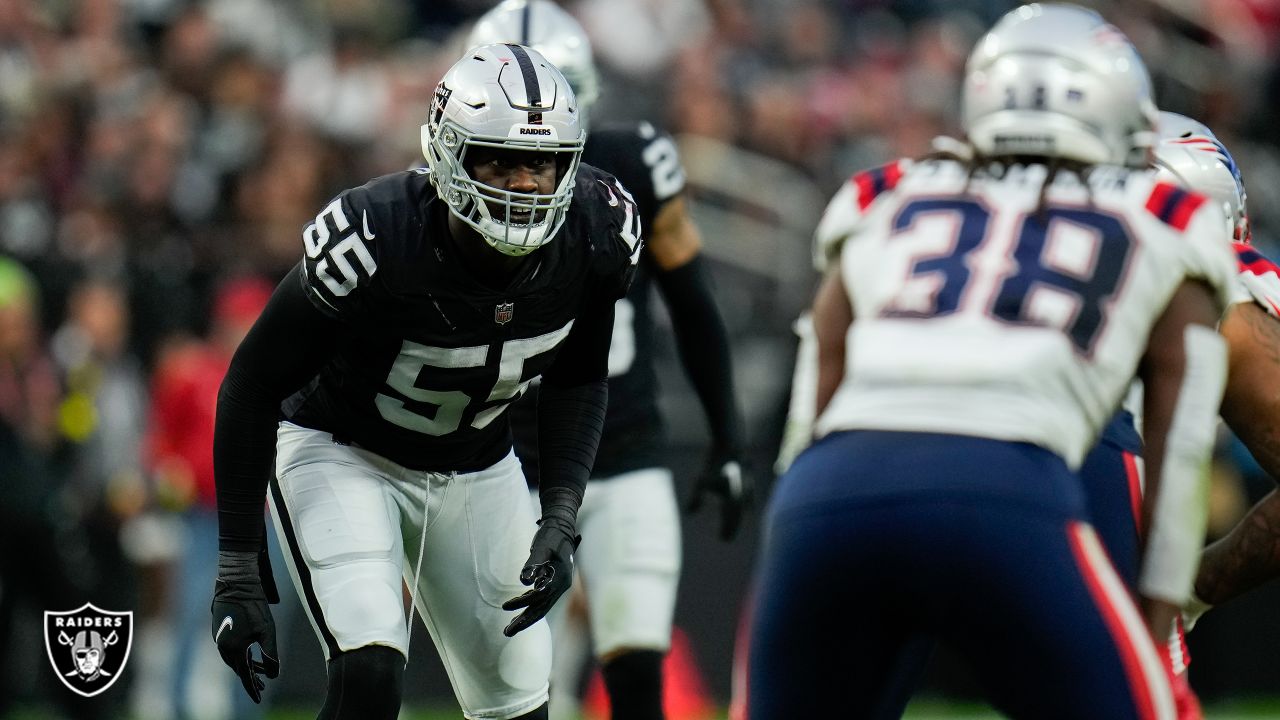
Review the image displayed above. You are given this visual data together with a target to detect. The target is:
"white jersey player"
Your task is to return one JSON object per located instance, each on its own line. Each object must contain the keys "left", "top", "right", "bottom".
{"left": 745, "top": 5, "right": 1235, "bottom": 718}
{"left": 812, "top": 157, "right": 1235, "bottom": 470}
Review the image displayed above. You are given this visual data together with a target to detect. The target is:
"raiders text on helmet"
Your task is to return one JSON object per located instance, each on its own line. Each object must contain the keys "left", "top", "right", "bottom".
{"left": 422, "top": 43, "right": 585, "bottom": 256}
{"left": 962, "top": 3, "right": 1158, "bottom": 168}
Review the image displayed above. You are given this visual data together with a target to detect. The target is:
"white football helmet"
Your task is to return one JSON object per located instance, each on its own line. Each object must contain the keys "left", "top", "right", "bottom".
{"left": 466, "top": 0, "right": 600, "bottom": 123}
{"left": 422, "top": 43, "right": 585, "bottom": 256}
{"left": 1154, "top": 111, "right": 1250, "bottom": 242}
{"left": 963, "top": 3, "right": 1158, "bottom": 168}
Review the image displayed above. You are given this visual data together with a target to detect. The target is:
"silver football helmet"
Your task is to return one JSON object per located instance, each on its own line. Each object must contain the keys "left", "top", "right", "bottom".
{"left": 422, "top": 43, "right": 585, "bottom": 256}
{"left": 962, "top": 3, "right": 1158, "bottom": 168}
{"left": 1154, "top": 111, "right": 1250, "bottom": 242}
{"left": 466, "top": 0, "right": 600, "bottom": 123}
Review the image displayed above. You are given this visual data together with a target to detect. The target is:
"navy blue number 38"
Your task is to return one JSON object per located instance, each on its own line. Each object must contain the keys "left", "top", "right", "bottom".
{"left": 884, "top": 198, "right": 1133, "bottom": 354}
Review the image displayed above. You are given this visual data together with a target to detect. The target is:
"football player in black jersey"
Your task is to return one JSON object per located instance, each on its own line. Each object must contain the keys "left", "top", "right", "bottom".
{"left": 468, "top": 4, "right": 749, "bottom": 720}
{"left": 209, "top": 45, "right": 642, "bottom": 720}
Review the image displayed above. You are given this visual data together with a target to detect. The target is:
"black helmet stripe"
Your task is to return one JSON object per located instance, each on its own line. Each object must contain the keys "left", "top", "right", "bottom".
{"left": 504, "top": 43, "right": 543, "bottom": 123}
{"left": 520, "top": 0, "right": 532, "bottom": 45}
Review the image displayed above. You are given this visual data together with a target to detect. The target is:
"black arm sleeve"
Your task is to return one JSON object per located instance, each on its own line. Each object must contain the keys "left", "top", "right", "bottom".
{"left": 655, "top": 255, "right": 744, "bottom": 451}
{"left": 215, "top": 265, "right": 345, "bottom": 552}
{"left": 534, "top": 295, "right": 615, "bottom": 533}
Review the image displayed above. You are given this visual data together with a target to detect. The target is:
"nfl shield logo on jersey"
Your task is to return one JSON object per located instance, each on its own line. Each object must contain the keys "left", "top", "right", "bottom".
{"left": 44, "top": 603, "right": 133, "bottom": 697}
{"left": 495, "top": 302, "right": 514, "bottom": 325}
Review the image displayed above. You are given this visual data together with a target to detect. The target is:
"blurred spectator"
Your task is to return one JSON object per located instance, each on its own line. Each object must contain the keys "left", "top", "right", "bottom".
{"left": 146, "top": 275, "right": 289, "bottom": 720}
{"left": 0, "top": 255, "right": 106, "bottom": 717}
{"left": 282, "top": 22, "right": 392, "bottom": 147}
{"left": 0, "top": 255, "right": 58, "bottom": 448}
{"left": 50, "top": 275, "right": 149, "bottom": 610}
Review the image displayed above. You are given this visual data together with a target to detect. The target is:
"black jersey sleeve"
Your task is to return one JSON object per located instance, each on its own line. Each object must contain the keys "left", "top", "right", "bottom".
{"left": 215, "top": 265, "right": 344, "bottom": 552}
{"left": 299, "top": 185, "right": 386, "bottom": 321}
{"left": 534, "top": 284, "right": 615, "bottom": 529}
{"left": 575, "top": 167, "right": 645, "bottom": 300}
{"left": 656, "top": 255, "right": 744, "bottom": 452}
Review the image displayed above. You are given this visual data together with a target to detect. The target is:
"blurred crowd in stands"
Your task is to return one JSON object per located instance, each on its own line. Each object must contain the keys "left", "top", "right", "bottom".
{"left": 3, "top": 0, "right": 1280, "bottom": 716}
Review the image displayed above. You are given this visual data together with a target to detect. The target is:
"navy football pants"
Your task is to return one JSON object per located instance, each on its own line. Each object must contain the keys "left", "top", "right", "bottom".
{"left": 746, "top": 430, "right": 1171, "bottom": 719}
{"left": 1079, "top": 410, "right": 1145, "bottom": 589}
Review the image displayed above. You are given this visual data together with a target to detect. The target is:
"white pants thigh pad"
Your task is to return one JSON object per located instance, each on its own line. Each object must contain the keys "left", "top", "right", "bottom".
{"left": 270, "top": 423, "right": 551, "bottom": 720}
{"left": 573, "top": 467, "right": 681, "bottom": 657}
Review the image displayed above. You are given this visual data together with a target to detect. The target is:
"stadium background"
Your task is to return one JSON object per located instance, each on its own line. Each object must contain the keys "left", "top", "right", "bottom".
{"left": 2, "top": 0, "right": 1280, "bottom": 717}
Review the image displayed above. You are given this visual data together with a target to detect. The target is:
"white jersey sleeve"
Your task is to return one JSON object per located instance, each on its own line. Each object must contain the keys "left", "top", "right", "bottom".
{"left": 1231, "top": 242, "right": 1280, "bottom": 317}
{"left": 1165, "top": 185, "right": 1240, "bottom": 312}
{"left": 813, "top": 160, "right": 911, "bottom": 272}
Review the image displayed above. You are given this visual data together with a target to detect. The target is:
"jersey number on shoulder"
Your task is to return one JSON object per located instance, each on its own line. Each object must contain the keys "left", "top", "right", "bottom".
{"left": 374, "top": 321, "right": 574, "bottom": 436}
{"left": 303, "top": 198, "right": 378, "bottom": 298}
{"left": 642, "top": 131, "right": 686, "bottom": 201}
{"left": 885, "top": 198, "right": 1134, "bottom": 353}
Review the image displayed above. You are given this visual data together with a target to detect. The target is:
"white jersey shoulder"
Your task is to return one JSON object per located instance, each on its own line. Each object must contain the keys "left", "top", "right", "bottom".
{"left": 1231, "top": 242, "right": 1280, "bottom": 317}
{"left": 814, "top": 159, "right": 913, "bottom": 272}
{"left": 815, "top": 160, "right": 1236, "bottom": 469}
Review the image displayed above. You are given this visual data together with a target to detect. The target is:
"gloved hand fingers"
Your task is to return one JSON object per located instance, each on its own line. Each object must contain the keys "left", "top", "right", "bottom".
{"left": 502, "top": 613, "right": 532, "bottom": 637}
{"left": 258, "top": 627, "right": 281, "bottom": 678}
{"left": 216, "top": 641, "right": 247, "bottom": 673}
{"left": 502, "top": 586, "right": 544, "bottom": 612}
{"left": 519, "top": 562, "right": 554, "bottom": 590}
{"left": 237, "top": 648, "right": 264, "bottom": 703}
{"left": 249, "top": 652, "right": 281, "bottom": 681}
{"left": 503, "top": 598, "right": 552, "bottom": 637}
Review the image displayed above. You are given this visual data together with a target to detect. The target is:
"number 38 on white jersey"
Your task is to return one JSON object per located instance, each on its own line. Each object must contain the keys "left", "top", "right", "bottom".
{"left": 814, "top": 158, "right": 1237, "bottom": 469}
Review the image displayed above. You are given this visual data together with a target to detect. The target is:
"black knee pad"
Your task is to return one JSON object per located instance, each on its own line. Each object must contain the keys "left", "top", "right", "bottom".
{"left": 602, "top": 650, "right": 665, "bottom": 720}
{"left": 318, "top": 645, "right": 405, "bottom": 720}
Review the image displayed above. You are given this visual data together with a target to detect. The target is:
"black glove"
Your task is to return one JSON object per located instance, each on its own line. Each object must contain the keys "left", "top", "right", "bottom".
{"left": 502, "top": 522, "right": 580, "bottom": 637}
{"left": 685, "top": 447, "right": 752, "bottom": 541}
{"left": 211, "top": 549, "right": 280, "bottom": 703}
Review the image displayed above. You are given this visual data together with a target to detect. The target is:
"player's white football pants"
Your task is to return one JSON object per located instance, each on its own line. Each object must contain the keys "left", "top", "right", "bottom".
{"left": 543, "top": 466, "right": 681, "bottom": 659}
{"left": 268, "top": 422, "right": 551, "bottom": 720}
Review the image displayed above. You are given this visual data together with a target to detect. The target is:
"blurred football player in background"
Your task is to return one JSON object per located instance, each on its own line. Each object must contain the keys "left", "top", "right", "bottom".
{"left": 1140, "top": 112, "right": 1280, "bottom": 716}
{"left": 747, "top": 4, "right": 1237, "bottom": 717}
{"left": 766, "top": 108, "right": 1280, "bottom": 720}
{"left": 1071, "top": 110, "right": 1261, "bottom": 720}
{"left": 209, "top": 45, "right": 642, "bottom": 720}
{"left": 467, "top": 3, "right": 748, "bottom": 720}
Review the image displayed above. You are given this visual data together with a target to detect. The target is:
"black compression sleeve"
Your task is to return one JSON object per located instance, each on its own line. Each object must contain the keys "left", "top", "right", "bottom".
{"left": 535, "top": 378, "right": 608, "bottom": 534}
{"left": 215, "top": 265, "right": 344, "bottom": 552}
{"left": 655, "top": 255, "right": 743, "bottom": 451}
{"left": 535, "top": 292, "right": 614, "bottom": 531}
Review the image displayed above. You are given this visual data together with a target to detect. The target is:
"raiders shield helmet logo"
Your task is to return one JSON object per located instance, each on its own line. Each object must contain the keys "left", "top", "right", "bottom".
{"left": 495, "top": 301, "right": 514, "bottom": 325}
{"left": 44, "top": 603, "right": 133, "bottom": 697}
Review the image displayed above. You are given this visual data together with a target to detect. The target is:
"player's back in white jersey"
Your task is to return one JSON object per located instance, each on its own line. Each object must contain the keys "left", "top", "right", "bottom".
{"left": 814, "top": 157, "right": 1237, "bottom": 469}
